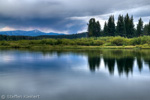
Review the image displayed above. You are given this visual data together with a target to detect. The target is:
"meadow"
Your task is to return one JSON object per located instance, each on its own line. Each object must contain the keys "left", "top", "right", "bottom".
{"left": 1, "top": 36, "right": 150, "bottom": 49}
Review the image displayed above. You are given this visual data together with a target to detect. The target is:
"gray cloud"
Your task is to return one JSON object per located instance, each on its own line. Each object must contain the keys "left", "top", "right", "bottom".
{"left": 0, "top": 0, "right": 150, "bottom": 34}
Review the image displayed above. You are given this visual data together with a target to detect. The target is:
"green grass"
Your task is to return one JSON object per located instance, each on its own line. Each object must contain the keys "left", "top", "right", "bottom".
{"left": 1, "top": 36, "right": 150, "bottom": 49}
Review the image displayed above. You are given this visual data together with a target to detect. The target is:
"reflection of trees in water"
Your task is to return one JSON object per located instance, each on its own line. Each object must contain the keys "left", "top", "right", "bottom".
{"left": 88, "top": 54, "right": 101, "bottom": 72}
{"left": 136, "top": 51, "right": 143, "bottom": 72}
{"left": 137, "top": 58, "right": 143, "bottom": 72}
{"left": 35, "top": 49, "right": 150, "bottom": 74}
{"left": 87, "top": 50, "right": 150, "bottom": 75}
{"left": 124, "top": 57, "right": 134, "bottom": 75}
{"left": 116, "top": 58, "right": 124, "bottom": 75}
{"left": 104, "top": 57, "right": 134, "bottom": 75}
{"left": 116, "top": 57, "right": 134, "bottom": 76}
{"left": 104, "top": 58, "right": 115, "bottom": 74}
{"left": 143, "top": 59, "right": 150, "bottom": 70}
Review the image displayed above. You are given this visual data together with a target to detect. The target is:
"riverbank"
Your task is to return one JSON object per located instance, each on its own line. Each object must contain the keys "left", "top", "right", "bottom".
{"left": 0, "top": 36, "right": 150, "bottom": 49}
{"left": 1, "top": 45, "right": 150, "bottom": 50}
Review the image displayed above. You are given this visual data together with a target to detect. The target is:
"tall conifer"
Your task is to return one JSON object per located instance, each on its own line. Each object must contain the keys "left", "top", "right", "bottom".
{"left": 136, "top": 18, "right": 143, "bottom": 36}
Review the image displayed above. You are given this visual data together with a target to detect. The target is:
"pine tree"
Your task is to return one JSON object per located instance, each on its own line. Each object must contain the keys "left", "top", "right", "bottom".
{"left": 129, "top": 16, "right": 135, "bottom": 37}
{"left": 136, "top": 18, "right": 143, "bottom": 36}
{"left": 143, "top": 24, "right": 149, "bottom": 35}
{"left": 148, "top": 21, "right": 150, "bottom": 35}
{"left": 103, "top": 21, "right": 108, "bottom": 36}
{"left": 116, "top": 15, "right": 125, "bottom": 36}
{"left": 124, "top": 14, "right": 135, "bottom": 37}
{"left": 88, "top": 18, "right": 101, "bottom": 37}
{"left": 124, "top": 13, "right": 130, "bottom": 37}
{"left": 108, "top": 15, "right": 115, "bottom": 36}
{"left": 95, "top": 21, "right": 101, "bottom": 36}
{"left": 88, "top": 18, "right": 95, "bottom": 37}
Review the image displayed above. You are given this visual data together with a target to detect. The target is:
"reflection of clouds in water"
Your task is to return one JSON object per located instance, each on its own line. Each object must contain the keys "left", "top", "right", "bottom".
{"left": 0, "top": 70, "right": 150, "bottom": 100}
{"left": 0, "top": 50, "right": 150, "bottom": 76}
{"left": 0, "top": 51, "right": 58, "bottom": 63}
{"left": 0, "top": 55, "right": 15, "bottom": 63}
{"left": 0, "top": 51, "right": 84, "bottom": 64}
{"left": 70, "top": 56, "right": 88, "bottom": 71}
{"left": 0, "top": 50, "right": 150, "bottom": 100}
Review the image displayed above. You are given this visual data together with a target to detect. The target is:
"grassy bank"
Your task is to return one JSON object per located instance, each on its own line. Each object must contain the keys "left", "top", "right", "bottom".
{"left": 1, "top": 36, "right": 150, "bottom": 49}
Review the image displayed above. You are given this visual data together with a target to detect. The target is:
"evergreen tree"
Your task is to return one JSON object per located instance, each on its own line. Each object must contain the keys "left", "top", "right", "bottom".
{"left": 88, "top": 18, "right": 101, "bottom": 37}
{"left": 88, "top": 18, "right": 95, "bottom": 37}
{"left": 96, "top": 21, "right": 101, "bottom": 36}
{"left": 136, "top": 18, "right": 143, "bottom": 36}
{"left": 103, "top": 21, "right": 108, "bottom": 36}
{"left": 143, "top": 24, "right": 149, "bottom": 35}
{"left": 129, "top": 16, "right": 135, "bottom": 37}
{"left": 148, "top": 21, "right": 150, "bottom": 35}
{"left": 108, "top": 15, "right": 115, "bottom": 36}
{"left": 116, "top": 15, "right": 125, "bottom": 36}
{"left": 124, "top": 13, "right": 130, "bottom": 37}
{"left": 124, "top": 14, "right": 135, "bottom": 37}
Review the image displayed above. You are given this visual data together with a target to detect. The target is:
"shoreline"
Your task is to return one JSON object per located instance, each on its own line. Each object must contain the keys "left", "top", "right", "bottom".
{"left": 0, "top": 45, "right": 150, "bottom": 50}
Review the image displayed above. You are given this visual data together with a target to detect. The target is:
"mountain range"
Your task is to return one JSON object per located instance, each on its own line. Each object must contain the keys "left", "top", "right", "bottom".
{"left": 0, "top": 30, "right": 65, "bottom": 36}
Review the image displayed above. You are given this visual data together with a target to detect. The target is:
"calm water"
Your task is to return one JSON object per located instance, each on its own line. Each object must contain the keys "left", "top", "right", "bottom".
{"left": 0, "top": 49, "right": 150, "bottom": 100}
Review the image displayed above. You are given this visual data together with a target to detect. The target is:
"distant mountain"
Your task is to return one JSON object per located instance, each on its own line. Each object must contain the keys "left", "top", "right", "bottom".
{"left": 0, "top": 32, "right": 88, "bottom": 41}
{"left": 0, "top": 30, "right": 64, "bottom": 36}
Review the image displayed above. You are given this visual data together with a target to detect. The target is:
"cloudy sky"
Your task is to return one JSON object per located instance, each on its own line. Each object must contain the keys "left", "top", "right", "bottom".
{"left": 0, "top": 0, "right": 150, "bottom": 34}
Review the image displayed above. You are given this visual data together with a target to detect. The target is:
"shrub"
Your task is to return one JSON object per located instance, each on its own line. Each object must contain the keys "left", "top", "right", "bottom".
{"left": 29, "top": 41, "right": 35, "bottom": 45}
{"left": 40, "top": 39, "right": 48, "bottom": 44}
{"left": 56, "top": 39, "right": 63, "bottom": 45}
{"left": 61, "top": 39, "right": 71, "bottom": 45}
{"left": 0, "top": 41, "right": 10, "bottom": 46}
{"left": 110, "top": 37, "right": 126, "bottom": 46}
{"left": 47, "top": 39, "right": 57, "bottom": 45}
{"left": 10, "top": 44, "right": 21, "bottom": 48}
{"left": 141, "top": 36, "right": 150, "bottom": 44}
{"left": 93, "top": 40, "right": 104, "bottom": 46}
{"left": 130, "top": 37, "right": 141, "bottom": 45}
{"left": 143, "top": 44, "right": 150, "bottom": 47}
{"left": 103, "top": 42, "right": 116, "bottom": 46}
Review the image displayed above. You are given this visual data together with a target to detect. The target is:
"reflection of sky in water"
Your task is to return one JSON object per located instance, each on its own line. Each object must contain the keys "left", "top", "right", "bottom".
{"left": 0, "top": 50, "right": 150, "bottom": 100}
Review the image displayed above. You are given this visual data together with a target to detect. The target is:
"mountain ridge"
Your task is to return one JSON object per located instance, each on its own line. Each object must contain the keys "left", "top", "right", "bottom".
{"left": 0, "top": 30, "right": 65, "bottom": 36}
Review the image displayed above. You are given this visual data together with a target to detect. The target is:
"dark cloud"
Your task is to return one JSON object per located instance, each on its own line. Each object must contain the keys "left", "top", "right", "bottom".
{"left": 0, "top": 15, "right": 85, "bottom": 33}
{"left": 0, "top": 0, "right": 150, "bottom": 34}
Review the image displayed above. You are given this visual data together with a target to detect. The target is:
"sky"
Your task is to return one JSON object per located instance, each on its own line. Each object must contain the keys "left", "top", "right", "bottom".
{"left": 0, "top": 0, "right": 150, "bottom": 34}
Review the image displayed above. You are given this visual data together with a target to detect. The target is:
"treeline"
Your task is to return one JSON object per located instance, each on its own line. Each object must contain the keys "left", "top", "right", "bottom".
{"left": 0, "top": 33, "right": 87, "bottom": 41}
{"left": 88, "top": 13, "right": 150, "bottom": 38}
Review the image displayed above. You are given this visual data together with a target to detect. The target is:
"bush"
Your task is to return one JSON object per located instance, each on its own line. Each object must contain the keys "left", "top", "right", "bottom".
{"left": 110, "top": 37, "right": 126, "bottom": 46}
{"left": 130, "top": 37, "right": 142, "bottom": 45}
{"left": 0, "top": 41, "right": 10, "bottom": 46}
{"left": 93, "top": 40, "right": 104, "bottom": 46}
{"left": 47, "top": 39, "right": 57, "bottom": 45}
{"left": 29, "top": 41, "right": 35, "bottom": 45}
{"left": 141, "top": 36, "right": 150, "bottom": 44}
{"left": 39, "top": 39, "right": 48, "bottom": 44}
{"left": 103, "top": 42, "right": 116, "bottom": 46}
{"left": 10, "top": 44, "right": 21, "bottom": 48}
{"left": 56, "top": 39, "right": 62, "bottom": 45}
{"left": 61, "top": 39, "right": 71, "bottom": 45}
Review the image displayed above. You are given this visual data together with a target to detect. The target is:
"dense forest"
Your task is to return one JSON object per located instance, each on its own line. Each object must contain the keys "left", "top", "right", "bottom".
{"left": 88, "top": 13, "right": 150, "bottom": 37}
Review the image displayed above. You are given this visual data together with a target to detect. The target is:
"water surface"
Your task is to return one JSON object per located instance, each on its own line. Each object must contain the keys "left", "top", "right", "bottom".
{"left": 0, "top": 49, "right": 150, "bottom": 100}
